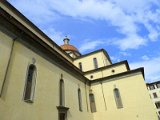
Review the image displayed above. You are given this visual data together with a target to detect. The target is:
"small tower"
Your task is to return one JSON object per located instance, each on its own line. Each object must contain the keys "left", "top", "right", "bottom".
{"left": 63, "top": 36, "right": 70, "bottom": 45}
{"left": 60, "top": 36, "right": 81, "bottom": 58}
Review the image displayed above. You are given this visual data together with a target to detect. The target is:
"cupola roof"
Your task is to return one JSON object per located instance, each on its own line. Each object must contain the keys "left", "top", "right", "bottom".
{"left": 60, "top": 36, "right": 79, "bottom": 52}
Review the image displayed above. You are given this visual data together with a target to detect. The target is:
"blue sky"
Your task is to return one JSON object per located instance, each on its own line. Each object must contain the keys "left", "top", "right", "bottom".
{"left": 9, "top": 0, "right": 160, "bottom": 83}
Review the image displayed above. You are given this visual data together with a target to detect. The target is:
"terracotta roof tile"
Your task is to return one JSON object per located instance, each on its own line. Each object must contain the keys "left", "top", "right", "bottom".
{"left": 60, "top": 44, "right": 78, "bottom": 51}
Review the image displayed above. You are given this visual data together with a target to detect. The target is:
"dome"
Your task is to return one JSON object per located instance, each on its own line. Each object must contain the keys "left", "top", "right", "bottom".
{"left": 60, "top": 36, "right": 79, "bottom": 52}
{"left": 60, "top": 44, "right": 78, "bottom": 52}
{"left": 60, "top": 36, "right": 81, "bottom": 58}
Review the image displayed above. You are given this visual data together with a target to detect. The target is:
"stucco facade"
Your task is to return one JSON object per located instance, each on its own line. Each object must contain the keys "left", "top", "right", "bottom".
{"left": 147, "top": 81, "right": 160, "bottom": 118}
{"left": 74, "top": 50, "right": 112, "bottom": 72}
{"left": 0, "top": 1, "right": 158, "bottom": 120}
{"left": 91, "top": 72, "right": 157, "bottom": 120}
{"left": 84, "top": 60, "right": 129, "bottom": 80}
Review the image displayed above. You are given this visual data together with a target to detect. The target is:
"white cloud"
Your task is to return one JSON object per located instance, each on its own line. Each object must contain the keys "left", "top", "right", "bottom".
{"left": 45, "top": 0, "right": 159, "bottom": 50}
{"left": 79, "top": 39, "right": 104, "bottom": 53}
{"left": 130, "top": 56, "right": 160, "bottom": 83}
{"left": 9, "top": 0, "right": 60, "bottom": 25}
{"left": 47, "top": 0, "right": 138, "bottom": 34}
{"left": 135, "top": 10, "right": 160, "bottom": 41}
{"left": 141, "top": 55, "right": 150, "bottom": 61}
{"left": 112, "top": 34, "right": 147, "bottom": 50}
{"left": 9, "top": 0, "right": 160, "bottom": 51}
{"left": 119, "top": 52, "right": 131, "bottom": 56}
{"left": 107, "top": 0, "right": 157, "bottom": 13}
{"left": 110, "top": 56, "right": 121, "bottom": 63}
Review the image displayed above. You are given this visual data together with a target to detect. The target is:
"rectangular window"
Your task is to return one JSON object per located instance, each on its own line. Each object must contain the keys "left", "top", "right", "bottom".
{"left": 149, "top": 85, "right": 155, "bottom": 90}
{"left": 155, "top": 102, "right": 160, "bottom": 109}
{"left": 153, "top": 93, "right": 158, "bottom": 98}
{"left": 157, "top": 83, "right": 160, "bottom": 88}
{"left": 79, "top": 62, "right": 83, "bottom": 71}
{"left": 93, "top": 58, "right": 98, "bottom": 69}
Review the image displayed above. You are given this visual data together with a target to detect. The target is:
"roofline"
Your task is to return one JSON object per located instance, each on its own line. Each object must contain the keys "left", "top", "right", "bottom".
{"left": 102, "top": 49, "right": 112, "bottom": 64}
{"left": 0, "top": 1, "right": 90, "bottom": 83}
{"left": 146, "top": 81, "right": 160, "bottom": 85}
{"left": 90, "top": 67, "right": 144, "bottom": 84}
{"left": 84, "top": 60, "right": 130, "bottom": 74}
{"left": 0, "top": 1, "right": 74, "bottom": 61}
{"left": 74, "top": 49, "right": 112, "bottom": 64}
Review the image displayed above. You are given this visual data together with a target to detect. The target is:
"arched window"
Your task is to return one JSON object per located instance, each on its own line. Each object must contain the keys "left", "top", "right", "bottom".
{"left": 24, "top": 64, "right": 36, "bottom": 102}
{"left": 114, "top": 88, "right": 123, "bottom": 108}
{"left": 93, "top": 58, "right": 98, "bottom": 69}
{"left": 89, "top": 93, "right": 96, "bottom": 112}
{"left": 79, "top": 62, "right": 83, "bottom": 71}
{"left": 60, "top": 79, "right": 65, "bottom": 106}
{"left": 78, "top": 88, "right": 83, "bottom": 111}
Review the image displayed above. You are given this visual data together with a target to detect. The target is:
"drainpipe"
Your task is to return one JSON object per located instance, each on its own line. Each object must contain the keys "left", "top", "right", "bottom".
{"left": 0, "top": 37, "right": 17, "bottom": 97}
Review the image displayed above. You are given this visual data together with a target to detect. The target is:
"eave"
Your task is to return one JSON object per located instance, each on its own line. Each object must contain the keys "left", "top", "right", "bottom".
{"left": 90, "top": 67, "right": 145, "bottom": 84}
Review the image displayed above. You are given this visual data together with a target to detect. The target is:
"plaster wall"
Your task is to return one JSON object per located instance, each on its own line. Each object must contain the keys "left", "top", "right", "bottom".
{"left": 0, "top": 34, "right": 93, "bottom": 120}
{"left": 85, "top": 63, "right": 128, "bottom": 80}
{"left": 91, "top": 73, "right": 158, "bottom": 120}
{"left": 74, "top": 51, "right": 111, "bottom": 72}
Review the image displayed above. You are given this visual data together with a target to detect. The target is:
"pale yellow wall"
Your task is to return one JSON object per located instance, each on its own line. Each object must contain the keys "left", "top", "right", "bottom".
{"left": 85, "top": 63, "right": 128, "bottom": 80}
{"left": 74, "top": 51, "right": 111, "bottom": 72}
{"left": 91, "top": 72, "right": 158, "bottom": 120}
{"left": 86, "top": 71, "right": 103, "bottom": 80}
{"left": 0, "top": 31, "right": 13, "bottom": 94}
{"left": 0, "top": 36, "right": 93, "bottom": 120}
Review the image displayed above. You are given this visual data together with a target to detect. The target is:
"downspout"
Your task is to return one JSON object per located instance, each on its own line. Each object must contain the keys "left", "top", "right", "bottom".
{"left": 0, "top": 37, "right": 17, "bottom": 97}
{"left": 85, "top": 81, "right": 89, "bottom": 112}
{"left": 100, "top": 82, "right": 107, "bottom": 110}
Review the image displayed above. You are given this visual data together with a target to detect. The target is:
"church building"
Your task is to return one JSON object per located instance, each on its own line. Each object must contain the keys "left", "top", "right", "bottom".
{"left": 0, "top": 1, "right": 158, "bottom": 120}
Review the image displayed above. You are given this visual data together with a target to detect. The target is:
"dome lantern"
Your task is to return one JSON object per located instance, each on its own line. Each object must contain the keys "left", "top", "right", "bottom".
{"left": 60, "top": 37, "right": 81, "bottom": 58}
{"left": 63, "top": 36, "right": 70, "bottom": 45}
